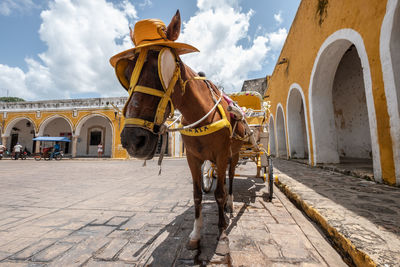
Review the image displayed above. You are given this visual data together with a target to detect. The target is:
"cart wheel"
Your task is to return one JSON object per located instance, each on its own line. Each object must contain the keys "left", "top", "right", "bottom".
{"left": 268, "top": 157, "right": 273, "bottom": 201}
{"left": 201, "top": 160, "right": 216, "bottom": 193}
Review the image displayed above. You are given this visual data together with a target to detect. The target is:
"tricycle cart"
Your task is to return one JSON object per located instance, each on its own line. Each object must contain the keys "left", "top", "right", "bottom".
{"left": 32, "top": 136, "right": 70, "bottom": 161}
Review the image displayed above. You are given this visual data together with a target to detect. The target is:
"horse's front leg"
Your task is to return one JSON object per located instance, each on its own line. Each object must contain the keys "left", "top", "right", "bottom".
{"left": 186, "top": 152, "right": 203, "bottom": 250}
{"left": 214, "top": 156, "right": 231, "bottom": 255}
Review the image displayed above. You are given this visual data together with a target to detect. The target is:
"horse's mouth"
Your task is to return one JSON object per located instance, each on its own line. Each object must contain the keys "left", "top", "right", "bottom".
{"left": 121, "top": 127, "right": 159, "bottom": 160}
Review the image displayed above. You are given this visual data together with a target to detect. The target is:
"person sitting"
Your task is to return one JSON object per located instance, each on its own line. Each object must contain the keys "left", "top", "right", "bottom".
{"left": 50, "top": 142, "right": 60, "bottom": 159}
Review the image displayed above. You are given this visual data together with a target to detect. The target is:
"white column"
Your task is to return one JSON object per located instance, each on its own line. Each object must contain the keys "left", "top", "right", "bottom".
{"left": 72, "top": 135, "right": 78, "bottom": 158}
{"left": 1, "top": 135, "right": 8, "bottom": 149}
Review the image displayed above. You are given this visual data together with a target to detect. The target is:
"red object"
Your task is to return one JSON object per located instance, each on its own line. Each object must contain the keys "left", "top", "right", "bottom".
{"left": 43, "top": 147, "right": 53, "bottom": 153}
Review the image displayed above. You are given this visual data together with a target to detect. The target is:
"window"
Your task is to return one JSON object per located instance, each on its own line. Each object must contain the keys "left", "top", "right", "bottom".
{"left": 90, "top": 131, "right": 102, "bottom": 145}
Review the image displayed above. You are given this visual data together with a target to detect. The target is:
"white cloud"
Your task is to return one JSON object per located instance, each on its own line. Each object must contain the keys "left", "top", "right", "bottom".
{"left": 0, "top": 0, "right": 37, "bottom": 16}
{"left": 274, "top": 11, "right": 283, "bottom": 25}
{"left": 0, "top": 0, "right": 289, "bottom": 100}
{"left": 179, "top": 0, "right": 283, "bottom": 92}
{"left": 139, "top": 0, "right": 152, "bottom": 8}
{"left": 0, "top": 0, "right": 134, "bottom": 100}
{"left": 267, "top": 28, "right": 287, "bottom": 51}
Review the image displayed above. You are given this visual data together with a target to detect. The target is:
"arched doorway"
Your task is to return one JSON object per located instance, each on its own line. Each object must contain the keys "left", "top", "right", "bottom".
{"left": 75, "top": 114, "right": 113, "bottom": 157}
{"left": 39, "top": 116, "right": 73, "bottom": 155}
{"left": 309, "top": 29, "right": 380, "bottom": 180}
{"left": 4, "top": 117, "right": 37, "bottom": 154}
{"left": 276, "top": 104, "right": 287, "bottom": 158}
{"left": 268, "top": 115, "right": 276, "bottom": 156}
{"left": 287, "top": 85, "right": 309, "bottom": 160}
{"left": 381, "top": 0, "right": 400, "bottom": 184}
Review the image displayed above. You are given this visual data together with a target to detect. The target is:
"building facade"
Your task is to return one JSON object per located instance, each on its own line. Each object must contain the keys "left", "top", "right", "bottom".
{"left": 266, "top": 0, "right": 400, "bottom": 185}
{"left": 0, "top": 97, "right": 185, "bottom": 158}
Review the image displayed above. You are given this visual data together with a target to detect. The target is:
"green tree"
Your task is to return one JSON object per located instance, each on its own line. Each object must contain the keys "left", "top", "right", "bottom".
{"left": 0, "top": 97, "right": 25, "bottom": 102}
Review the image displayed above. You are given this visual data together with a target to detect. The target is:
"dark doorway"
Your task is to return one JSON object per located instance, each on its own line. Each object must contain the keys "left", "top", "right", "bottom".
{"left": 10, "top": 134, "right": 18, "bottom": 151}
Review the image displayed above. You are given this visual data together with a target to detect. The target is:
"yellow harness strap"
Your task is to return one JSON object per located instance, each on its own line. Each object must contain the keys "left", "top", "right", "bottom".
{"left": 124, "top": 118, "right": 155, "bottom": 130}
{"left": 123, "top": 47, "right": 149, "bottom": 116}
{"left": 122, "top": 47, "right": 177, "bottom": 133}
{"left": 179, "top": 104, "right": 232, "bottom": 136}
{"left": 155, "top": 67, "right": 178, "bottom": 124}
{"left": 122, "top": 46, "right": 232, "bottom": 137}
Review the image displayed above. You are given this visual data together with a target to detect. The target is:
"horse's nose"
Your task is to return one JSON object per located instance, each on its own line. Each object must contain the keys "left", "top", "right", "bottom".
{"left": 120, "top": 127, "right": 149, "bottom": 151}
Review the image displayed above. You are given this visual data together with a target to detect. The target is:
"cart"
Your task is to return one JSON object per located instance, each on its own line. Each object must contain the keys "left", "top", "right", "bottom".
{"left": 32, "top": 136, "right": 70, "bottom": 161}
{"left": 201, "top": 91, "right": 274, "bottom": 201}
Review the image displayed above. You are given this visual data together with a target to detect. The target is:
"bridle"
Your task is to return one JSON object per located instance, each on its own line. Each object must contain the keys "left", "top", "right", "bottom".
{"left": 122, "top": 46, "right": 180, "bottom": 135}
{"left": 121, "top": 45, "right": 214, "bottom": 137}
{"left": 119, "top": 45, "right": 234, "bottom": 172}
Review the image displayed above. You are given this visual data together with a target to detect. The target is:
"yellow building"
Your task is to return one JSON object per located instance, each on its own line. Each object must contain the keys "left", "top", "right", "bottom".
{"left": 0, "top": 97, "right": 185, "bottom": 158}
{"left": 266, "top": 0, "right": 400, "bottom": 185}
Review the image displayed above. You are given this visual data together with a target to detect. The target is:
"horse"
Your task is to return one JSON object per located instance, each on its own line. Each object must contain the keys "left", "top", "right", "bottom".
{"left": 112, "top": 10, "right": 246, "bottom": 250}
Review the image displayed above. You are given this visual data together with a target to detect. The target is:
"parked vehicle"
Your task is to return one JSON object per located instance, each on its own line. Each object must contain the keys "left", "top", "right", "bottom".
{"left": 32, "top": 136, "right": 70, "bottom": 161}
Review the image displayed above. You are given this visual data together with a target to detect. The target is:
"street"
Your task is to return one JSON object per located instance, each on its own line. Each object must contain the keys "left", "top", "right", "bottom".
{"left": 0, "top": 159, "right": 345, "bottom": 266}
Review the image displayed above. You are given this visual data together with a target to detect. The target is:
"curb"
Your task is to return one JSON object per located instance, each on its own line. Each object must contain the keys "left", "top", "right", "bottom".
{"left": 275, "top": 179, "right": 376, "bottom": 267}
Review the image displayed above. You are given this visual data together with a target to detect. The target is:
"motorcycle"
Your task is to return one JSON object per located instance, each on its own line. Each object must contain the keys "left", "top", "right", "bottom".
{"left": 13, "top": 151, "right": 27, "bottom": 160}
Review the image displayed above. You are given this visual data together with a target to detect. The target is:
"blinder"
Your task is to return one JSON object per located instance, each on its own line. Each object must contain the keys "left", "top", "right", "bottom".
{"left": 116, "top": 46, "right": 179, "bottom": 134}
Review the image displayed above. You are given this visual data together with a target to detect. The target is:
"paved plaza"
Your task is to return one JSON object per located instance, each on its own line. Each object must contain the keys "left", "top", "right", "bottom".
{"left": 273, "top": 158, "right": 400, "bottom": 267}
{"left": 0, "top": 159, "right": 344, "bottom": 266}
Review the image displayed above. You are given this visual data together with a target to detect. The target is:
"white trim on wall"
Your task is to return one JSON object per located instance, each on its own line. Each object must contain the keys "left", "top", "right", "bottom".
{"left": 4, "top": 117, "right": 38, "bottom": 136}
{"left": 286, "top": 83, "right": 311, "bottom": 164}
{"left": 380, "top": 0, "right": 400, "bottom": 185}
{"left": 38, "top": 115, "right": 74, "bottom": 136}
{"left": 308, "top": 28, "right": 382, "bottom": 181}
{"left": 275, "top": 103, "right": 288, "bottom": 158}
{"left": 75, "top": 113, "right": 115, "bottom": 158}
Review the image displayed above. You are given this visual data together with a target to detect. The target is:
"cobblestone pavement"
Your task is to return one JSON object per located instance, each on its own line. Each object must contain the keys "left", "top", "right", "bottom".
{"left": 0, "top": 159, "right": 344, "bottom": 266}
{"left": 274, "top": 158, "right": 400, "bottom": 267}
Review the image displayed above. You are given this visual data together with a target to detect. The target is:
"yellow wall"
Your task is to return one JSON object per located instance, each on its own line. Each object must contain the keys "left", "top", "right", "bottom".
{"left": 0, "top": 109, "right": 128, "bottom": 158}
{"left": 267, "top": 0, "right": 395, "bottom": 184}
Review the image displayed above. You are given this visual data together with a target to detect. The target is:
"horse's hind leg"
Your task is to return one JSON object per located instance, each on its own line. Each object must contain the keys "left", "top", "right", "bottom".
{"left": 226, "top": 152, "right": 239, "bottom": 213}
{"left": 186, "top": 152, "right": 203, "bottom": 250}
{"left": 215, "top": 157, "right": 229, "bottom": 234}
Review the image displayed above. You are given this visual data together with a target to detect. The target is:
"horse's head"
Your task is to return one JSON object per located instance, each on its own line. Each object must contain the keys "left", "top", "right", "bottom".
{"left": 111, "top": 11, "right": 198, "bottom": 159}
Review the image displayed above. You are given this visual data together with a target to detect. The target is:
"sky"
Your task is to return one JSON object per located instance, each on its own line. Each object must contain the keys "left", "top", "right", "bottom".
{"left": 0, "top": 0, "right": 300, "bottom": 100}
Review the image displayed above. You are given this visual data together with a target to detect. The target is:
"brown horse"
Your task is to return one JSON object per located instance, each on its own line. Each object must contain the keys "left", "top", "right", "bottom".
{"left": 114, "top": 11, "right": 245, "bottom": 250}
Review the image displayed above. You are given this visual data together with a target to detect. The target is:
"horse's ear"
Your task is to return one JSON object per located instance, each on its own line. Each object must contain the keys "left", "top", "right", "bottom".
{"left": 129, "top": 26, "right": 135, "bottom": 45}
{"left": 166, "top": 10, "right": 181, "bottom": 41}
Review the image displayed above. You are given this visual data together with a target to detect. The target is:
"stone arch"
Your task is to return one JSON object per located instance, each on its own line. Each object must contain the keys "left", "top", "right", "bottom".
{"left": 38, "top": 115, "right": 74, "bottom": 136}
{"left": 4, "top": 117, "right": 37, "bottom": 136}
{"left": 275, "top": 103, "right": 287, "bottom": 158}
{"left": 309, "top": 29, "right": 381, "bottom": 181}
{"left": 3, "top": 117, "right": 37, "bottom": 152}
{"left": 75, "top": 113, "right": 114, "bottom": 157}
{"left": 268, "top": 115, "right": 276, "bottom": 156}
{"left": 286, "top": 83, "right": 310, "bottom": 162}
{"left": 381, "top": 0, "right": 400, "bottom": 184}
{"left": 75, "top": 113, "right": 114, "bottom": 136}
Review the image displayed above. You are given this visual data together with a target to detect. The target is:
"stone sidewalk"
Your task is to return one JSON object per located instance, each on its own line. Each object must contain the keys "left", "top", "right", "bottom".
{"left": 0, "top": 159, "right": 344, "bottom": 266}
{"left": 273, "top": 158, "right": 400, "bottom": 267}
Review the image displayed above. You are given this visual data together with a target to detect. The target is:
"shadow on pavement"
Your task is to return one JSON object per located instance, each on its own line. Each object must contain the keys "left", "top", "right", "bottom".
{"left": 120, "top": 176, "right": 268, "bottom": 266}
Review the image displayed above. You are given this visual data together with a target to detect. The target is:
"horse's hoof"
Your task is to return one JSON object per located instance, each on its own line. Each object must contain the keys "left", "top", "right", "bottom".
{"left": 215, "top": 235, "right": 230, "bottom": 255}
{"left": 186, "top": 239, "right": 200, "bottom": 250}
